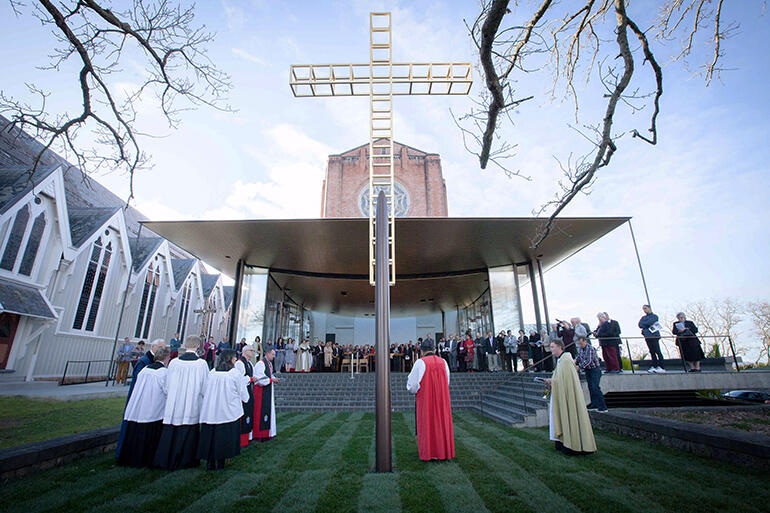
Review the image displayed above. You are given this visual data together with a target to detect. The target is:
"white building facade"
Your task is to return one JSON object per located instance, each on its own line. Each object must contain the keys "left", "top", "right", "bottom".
{"left": 0, "top": 116, "right": 233, "bottom": 382}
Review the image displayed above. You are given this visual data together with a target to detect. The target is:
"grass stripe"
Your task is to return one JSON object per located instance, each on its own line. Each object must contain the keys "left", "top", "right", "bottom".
{"left": 456, "top": 412, "right": 733, "bottom": 513}
{"left": 462, "top": 410, "right": 770, "bottom": 512}
{"left": 180, "top": 472, "right": 264, "bottom": 513}
{"left": 272, "top": 412, "right": 364, "bottom": 513}
{"left": 358, "top": 473, "right": 402, "bottom": 513}
{"left": 226, "top": 412, "right": 348, "bottom": 512}
{"left": 400, "top": 411, "right": 492, "bottom": 513}
{"left": 451, "top": 429, "right": 535, "bottom": 513}
{"left": 452, "top": 421, "right": 578, "bottom": 513}
{"left": 316, "top": 413, "right": 376, "bottom": 513}
{"left": 392, "top": 412, "right": 445, "bottom": 513}
{"left": 6, "top": 465, "right": 147, "bottom": 513}
{"left": 455, "top": 412, "right": 640, "bottom": 513}
{"left": 228, "top": 412, "right": 323, "bottom": 472}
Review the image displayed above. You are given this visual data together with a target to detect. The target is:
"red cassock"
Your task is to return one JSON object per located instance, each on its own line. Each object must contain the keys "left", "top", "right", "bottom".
{"left": 416, "top": 355, "right": 455, "bottom": 461}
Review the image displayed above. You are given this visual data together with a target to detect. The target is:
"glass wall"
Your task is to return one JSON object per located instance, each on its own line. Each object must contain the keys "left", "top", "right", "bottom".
{"left": 260, "top": 273, "right": 311, "bottom": 344}
{"left": 458, "top": 288, "right": 492, "bottom": 337}
{"left": 488, "top": 264, "right": 524, "bottom": 334}
{"left": 237, "top": 266, "right": 268, "bottom": 344}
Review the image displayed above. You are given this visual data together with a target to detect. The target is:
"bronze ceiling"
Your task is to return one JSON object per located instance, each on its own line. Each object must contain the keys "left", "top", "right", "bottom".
{"left": 143, "top": 216, "right": 629, "bottom": 315}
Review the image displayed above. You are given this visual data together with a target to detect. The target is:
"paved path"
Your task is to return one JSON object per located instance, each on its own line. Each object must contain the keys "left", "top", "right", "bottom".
{"left": 0, "top": 380, "right": 128, "bottom": 401}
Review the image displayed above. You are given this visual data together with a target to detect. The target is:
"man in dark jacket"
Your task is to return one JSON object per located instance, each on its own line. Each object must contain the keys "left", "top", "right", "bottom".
{"left": 639, "top": 305, "right": 665, "bottom": 373}
{"left": 595, "top": 312, "right": 622, "bottom": 373}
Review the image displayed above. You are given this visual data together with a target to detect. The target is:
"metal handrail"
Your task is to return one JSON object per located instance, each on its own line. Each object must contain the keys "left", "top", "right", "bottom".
{"left": 491, "top": 332, "right": 741, "bottom": 424}
{"left": 60, "top": 359, "right": 112, "bottom": 386}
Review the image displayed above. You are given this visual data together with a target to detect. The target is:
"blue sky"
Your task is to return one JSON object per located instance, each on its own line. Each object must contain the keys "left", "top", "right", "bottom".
{"left": 1, "top": 1, "right": 768, "bottom": 359}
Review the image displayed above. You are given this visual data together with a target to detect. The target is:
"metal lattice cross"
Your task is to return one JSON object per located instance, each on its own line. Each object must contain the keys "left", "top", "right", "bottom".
{"left": 290, "top": 12, "right": 472, "bottom": 285}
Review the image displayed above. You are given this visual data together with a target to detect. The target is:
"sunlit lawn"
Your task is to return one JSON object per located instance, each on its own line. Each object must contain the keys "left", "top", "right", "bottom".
{"left": 0, "top": 396, "right": 125, "bottom": 450}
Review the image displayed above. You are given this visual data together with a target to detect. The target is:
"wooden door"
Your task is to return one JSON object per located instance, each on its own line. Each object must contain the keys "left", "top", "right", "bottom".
{"left": 0, "top": 313, "right": 20, "bottom": 369}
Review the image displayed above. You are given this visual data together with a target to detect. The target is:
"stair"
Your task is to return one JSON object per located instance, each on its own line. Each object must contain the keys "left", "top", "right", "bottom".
{"left": 475, "top": 372, "right": 554, "bottom": 427}
{"left": 273, "top": 371, "right": 513, "bottom": 412}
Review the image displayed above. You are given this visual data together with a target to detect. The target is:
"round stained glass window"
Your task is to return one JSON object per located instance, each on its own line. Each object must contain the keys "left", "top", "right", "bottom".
{"left": 358, "top": 182, "right": 410, "bottom": 217}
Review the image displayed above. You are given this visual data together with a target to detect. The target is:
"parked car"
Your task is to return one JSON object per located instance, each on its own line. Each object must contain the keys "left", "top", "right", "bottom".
{"left": 722, "top": 390, "right": 770, "bottom": 404}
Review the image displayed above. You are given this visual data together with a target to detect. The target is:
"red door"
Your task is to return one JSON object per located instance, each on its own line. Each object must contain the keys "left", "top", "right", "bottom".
{"left": 0, "top": 313, "right": 20, "bottom": 370}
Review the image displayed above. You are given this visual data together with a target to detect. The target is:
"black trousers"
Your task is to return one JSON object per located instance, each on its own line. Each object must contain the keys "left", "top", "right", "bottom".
{"left": 502, "top": 352, "right": 512, "bottom": 372}
{"left": 645, "top": 337, "right": 665, "bottom": 368}
{"left": 531, "top": 346, "right": 544, "bottom": 371}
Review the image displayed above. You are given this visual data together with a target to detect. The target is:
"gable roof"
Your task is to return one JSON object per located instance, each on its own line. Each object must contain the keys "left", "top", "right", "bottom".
{"left": 68, "top": 207, "right": 120, "bottom": 248}
{"left": 200, "top": 273, "right": 219, "bottom": 300}
{"left": 129, "top": 237, "right": 163, "bottom": 272}
{"left": 0, "top": 165, "right": 59, "bottom": 214}
{"left": 331, "top": 140, "right": 437, "bottom": 157}
{"left": 171, "top": 258, "right": 196, "bottom": 289}
{"left": 0, "top": 115, "right": 157, "bottom": 240}
{"left": 223, "top": 285, "right": 234, "bottom": 309}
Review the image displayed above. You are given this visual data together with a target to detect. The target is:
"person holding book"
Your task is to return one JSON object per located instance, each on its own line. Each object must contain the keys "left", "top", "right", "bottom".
{"left": 673, "top": 312, "right": 704, "bottom": 372}
{"left": 639, "top": 305, "right": 666, "bottom": 373}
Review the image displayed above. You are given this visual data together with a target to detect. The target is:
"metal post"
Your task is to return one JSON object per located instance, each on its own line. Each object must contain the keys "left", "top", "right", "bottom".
{"left": 85, "top": 361, "right": 91, "bottom": 384}
{"left": 107, "top": 220, "right": 142, "bottom": 387}
{"left": 61, "top": 361, "right": 69, "bottom": 385}
{"left": 628, "top": 220, "right": 652, "bottom": 308}
{"left": 527, "top": 261, "right": 542, "bottom": 334}
{"left": 536, "top": 258, "right": 551, "bottom": 331}
{"left": 374, "top": 191, "right": 392, "bottom": 473}
{"left": 728, "top": 335, "right": 740, "bottom": 372}
{"left": 625, "top": 338, "right": 635, "bottom": 374}
{"left": 227, "top": 259, "right": 245, "bottom": 348}
{"left": 512, "top": 265, "right": 524, "bottom": 332}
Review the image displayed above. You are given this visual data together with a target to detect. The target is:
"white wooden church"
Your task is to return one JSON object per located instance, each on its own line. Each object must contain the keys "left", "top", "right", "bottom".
{"left": 0, "top": 115, "right": 233, "bottom": 382}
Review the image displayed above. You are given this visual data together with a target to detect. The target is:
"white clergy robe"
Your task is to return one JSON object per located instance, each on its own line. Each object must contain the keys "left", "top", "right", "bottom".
{"left": 199, "top": 368, "right": 251, "bottom": 424}
{"left": 163, "top": 354, "right": 209, "bottom": 426}
{"left": 254, "top": 360, "right": 277, "bottom": 436}
{"left": 124, "top": 365, "right": 168, "bottom": 423}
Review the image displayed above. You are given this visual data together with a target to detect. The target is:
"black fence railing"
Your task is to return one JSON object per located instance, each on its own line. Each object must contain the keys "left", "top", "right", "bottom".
{"left": 60, "top": 359, "right": 112, "bottom": 385}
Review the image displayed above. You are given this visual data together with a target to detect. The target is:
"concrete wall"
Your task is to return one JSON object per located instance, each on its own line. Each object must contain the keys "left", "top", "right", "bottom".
{"left": 310, "top": 311, "right": 444, "bottom": 345}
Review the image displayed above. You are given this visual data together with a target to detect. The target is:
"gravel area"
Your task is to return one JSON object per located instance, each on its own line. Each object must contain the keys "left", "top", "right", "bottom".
{"left": 652, "top": 407, "right": 770, "bottom": 436}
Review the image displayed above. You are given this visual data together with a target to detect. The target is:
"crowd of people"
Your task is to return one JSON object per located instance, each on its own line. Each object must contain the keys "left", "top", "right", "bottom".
{"left": 112, "top": 304, "right": 707, "bottom": 468}
{"left": 115, "top": 335, "right": 279, "bottom": 471}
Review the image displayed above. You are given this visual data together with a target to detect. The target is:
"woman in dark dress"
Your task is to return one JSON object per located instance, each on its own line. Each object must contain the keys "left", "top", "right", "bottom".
{"left": 673, "top": 312, "right": 704, "bottom": 372}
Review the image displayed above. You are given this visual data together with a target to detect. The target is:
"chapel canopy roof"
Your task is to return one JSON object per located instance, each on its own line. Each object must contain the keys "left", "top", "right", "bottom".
{"left": 143, "top": 216, "right": 628, "bottom": 315}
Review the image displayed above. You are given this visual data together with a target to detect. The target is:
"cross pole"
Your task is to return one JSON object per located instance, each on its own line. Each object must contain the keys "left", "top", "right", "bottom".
{"left": 289, "top": 11, "right": 472, "bottom": 474}
{"left": 289, "top": 11, "right": 472, "bottom": 286}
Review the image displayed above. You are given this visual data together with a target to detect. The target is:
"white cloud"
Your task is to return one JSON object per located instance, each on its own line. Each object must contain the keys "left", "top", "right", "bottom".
{"left": 232, "top": 48, "right": 267, "bottom": 65}
{"left": 201, "top": 123, "right": 332, "bottom": 220}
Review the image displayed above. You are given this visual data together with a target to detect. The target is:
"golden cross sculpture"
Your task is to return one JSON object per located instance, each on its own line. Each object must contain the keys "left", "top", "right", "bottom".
{"left": 290, "top": 12, "right": 472, "bottom": 286}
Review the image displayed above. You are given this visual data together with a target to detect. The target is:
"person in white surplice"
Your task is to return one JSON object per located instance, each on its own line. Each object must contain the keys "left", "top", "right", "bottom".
{"left": 253, "top": 344, "right": 281, "bottom": 440}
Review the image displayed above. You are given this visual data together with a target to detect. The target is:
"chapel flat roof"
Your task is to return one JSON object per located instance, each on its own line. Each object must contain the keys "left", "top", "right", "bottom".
{"left": 143, "top": 217, "right": 628, "bottom": 314}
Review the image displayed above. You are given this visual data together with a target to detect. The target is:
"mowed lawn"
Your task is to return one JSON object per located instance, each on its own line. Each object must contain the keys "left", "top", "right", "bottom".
{"left": 0, "top": 396, "right": 126, "bottom": 449}
{"left": 3, "top": 410, "right": 770, "bottom": 513}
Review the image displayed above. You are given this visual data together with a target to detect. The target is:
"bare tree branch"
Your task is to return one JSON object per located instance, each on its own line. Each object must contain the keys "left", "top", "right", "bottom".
{"left": 1, "top": 0, "right": 232, "bottom": 203}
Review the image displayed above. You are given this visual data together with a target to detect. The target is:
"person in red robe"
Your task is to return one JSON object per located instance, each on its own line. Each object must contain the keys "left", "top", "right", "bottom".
{"left": 463, "top": 334, "right": 475, "bottom": 372}
{"left": 406, "top": 338, "right": 455, "bottom": 461}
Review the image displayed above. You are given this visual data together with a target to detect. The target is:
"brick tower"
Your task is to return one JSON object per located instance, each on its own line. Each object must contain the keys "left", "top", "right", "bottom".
{"left": 321, "top": 141, "right": 448, "bottom": 218}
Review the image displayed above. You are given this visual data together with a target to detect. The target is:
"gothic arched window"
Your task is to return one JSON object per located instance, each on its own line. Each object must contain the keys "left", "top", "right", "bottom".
{"left": 0, "top": 204, "right": 30, "bottom": 271}
{"left": 135, "top": 262, "right": 161, "bottom": 338}
{"left": 18, "top": 212, "right": 47, "bottom": 276}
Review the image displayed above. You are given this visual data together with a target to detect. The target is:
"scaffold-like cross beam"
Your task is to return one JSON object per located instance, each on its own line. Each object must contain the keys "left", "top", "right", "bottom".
{"left": 290, "top": 12, "right": 472, "bottom": 286}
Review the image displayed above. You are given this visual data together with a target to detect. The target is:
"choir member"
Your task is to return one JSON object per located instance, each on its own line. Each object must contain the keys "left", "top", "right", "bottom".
{"left": 153, "top": 335, "right": 210, "bottom": 470}
{"left": 197, "top": 349, "right": 250, "bottom": 470}
{"left": 545, "top": 339, "right": 597, "bottom": 455}
{"left": 117, "top": 346, "right": 170, "bottom": 467}
{"left": 406, "top": 338, "right": 455, "bottom": 461}
{"left": 115, "top": 338, "right": 165, "bottom": 460}
{"left": 295, "top": 339, "right": 312, "bottom": 372}
{"left": 253, "top": 343, "right": 281, "bottom": 441}
{"left": 235, "top": 345, "right": 256, "bottom": 447}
